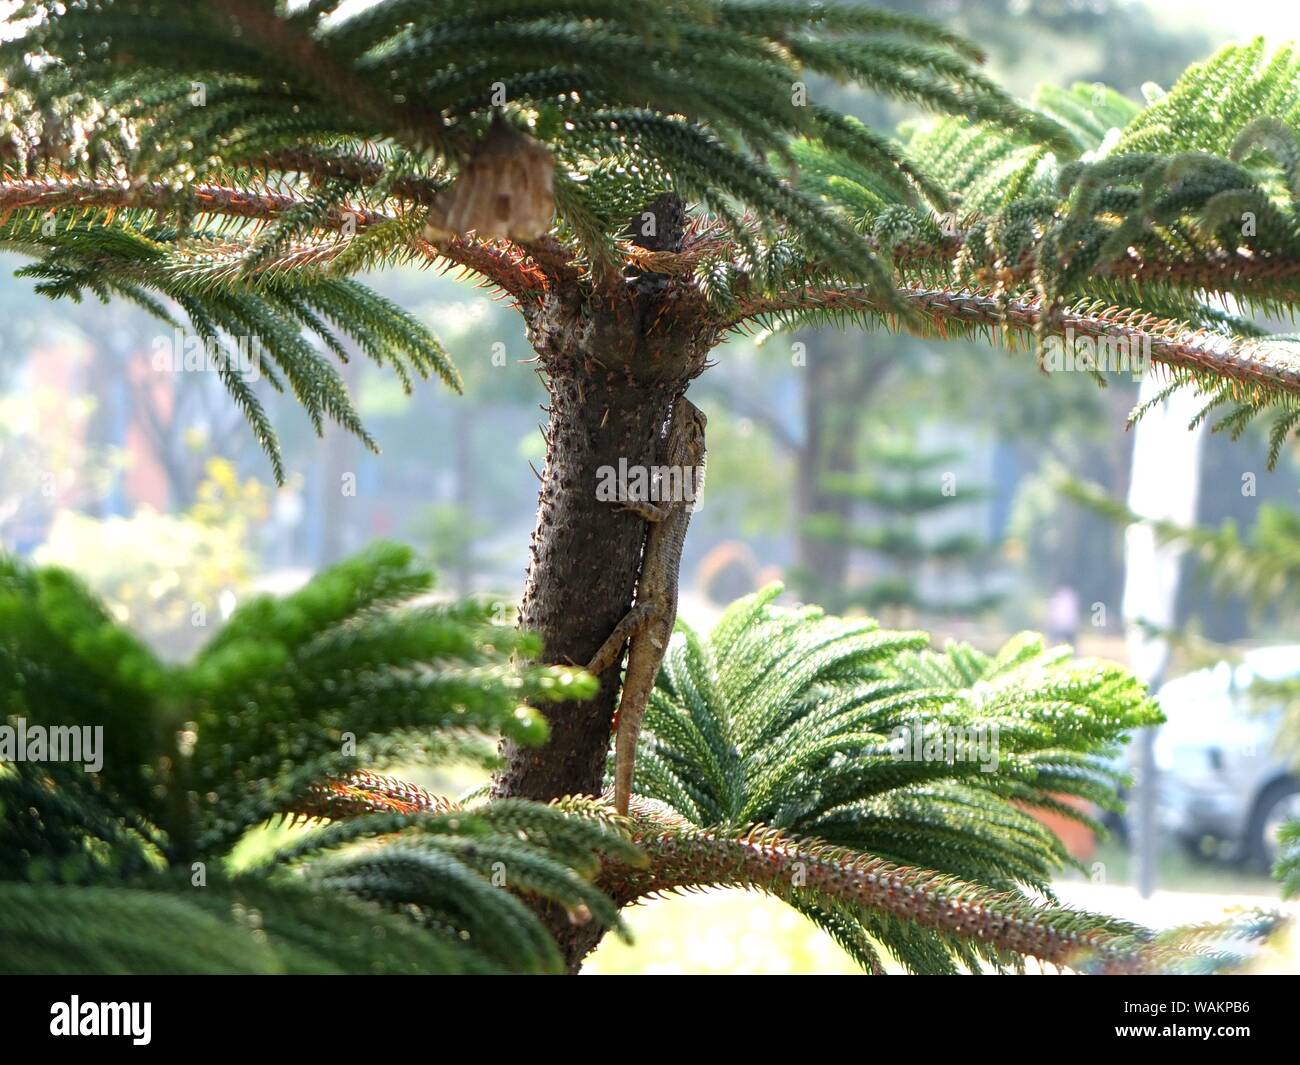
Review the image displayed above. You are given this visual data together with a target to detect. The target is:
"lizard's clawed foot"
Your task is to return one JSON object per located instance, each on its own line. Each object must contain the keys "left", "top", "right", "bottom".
{"left": 612, "top": 499, "right": 671, "bottom": 522}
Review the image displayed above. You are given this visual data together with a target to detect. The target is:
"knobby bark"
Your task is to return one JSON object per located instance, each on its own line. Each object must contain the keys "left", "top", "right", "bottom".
{"left": 490, "top": 277, "right": 709, "bottom": 967}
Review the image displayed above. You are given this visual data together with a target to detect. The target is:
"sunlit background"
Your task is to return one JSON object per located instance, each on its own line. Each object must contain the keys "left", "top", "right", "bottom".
{"left": 3, "top": 0, "right": 1299, "bottom": 973}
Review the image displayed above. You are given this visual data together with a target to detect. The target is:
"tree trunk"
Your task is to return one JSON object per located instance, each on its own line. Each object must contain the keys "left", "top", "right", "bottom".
{"left": 795, "top": 334, "right": 897, "bottom": 602}
{"left": 795, "top": 346, "right": 855, "bottom": 596}
{"left": 452, "top": 401, "right": 475, "bottom": 597}
{"left": 491, "top": 285, "right": 707, "bottom": 968}
{"left": 501, "top": 369, "right": 671, "bottom": 799}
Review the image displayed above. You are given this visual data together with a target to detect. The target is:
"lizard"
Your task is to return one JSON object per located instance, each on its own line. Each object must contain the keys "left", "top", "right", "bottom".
{"left": 587, "top": 394, "right": 707, "bottom": 815}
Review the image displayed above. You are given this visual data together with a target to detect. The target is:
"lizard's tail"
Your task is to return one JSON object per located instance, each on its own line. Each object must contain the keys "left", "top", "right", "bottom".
{"left": 611, "top": 638, "right": 660, "bottom": 816}
{"left": 614, "top": 742, "right": 634, "bottom": 816}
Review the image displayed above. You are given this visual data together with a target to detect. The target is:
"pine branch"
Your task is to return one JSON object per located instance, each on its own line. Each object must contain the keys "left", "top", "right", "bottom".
{"left": 285, "top": 771, "right": 459, "bottom": 823}
{"left": 203, "top": 0, "right": 450, "bottom": 150}
{"left": 1, "top": 546, "right": 632, "bottom": 974}
{"left": 4, "top": 0, "right": 1070, "bottom": 298}
{"left": 0, "top": 175, "right": 549, "bottom": 298}
{"left": 241, "top": 148, "right": 447, "bottom": 206}
{"left": 606, "top": 585, "right": 1189, "bottom": 971}
{"left": 603, "top": 818, "right": 1269, "bottom": 974}
{"left": 727, "top": 283, "right": 1300, "bottom": 395}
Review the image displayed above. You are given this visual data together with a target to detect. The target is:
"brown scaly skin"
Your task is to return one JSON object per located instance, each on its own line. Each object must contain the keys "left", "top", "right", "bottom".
{"left": 586, "top": 396, "right": 707, "bottom": 815}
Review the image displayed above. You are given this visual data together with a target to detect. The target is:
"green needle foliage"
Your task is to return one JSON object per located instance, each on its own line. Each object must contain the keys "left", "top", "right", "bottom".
{"left": 0, "top": 0, "right": 1058, "bottom": 465}
{"left": 7, "top": 3, "right": 1300, "bottom": 482}
{"left": 638, "top": 584, "right": 1155, "bottom": 852}
{"left": 0, "top": 542, "right": 644, "bottom": 974}
{"left": 602, "top": 585, "right": 1281, "bottom": 974}
{"left": 788, "top": 61, "right": 1300, "bottom": 462}
{"left": 0, "top": 555, "right": 1285, "bottom": 973}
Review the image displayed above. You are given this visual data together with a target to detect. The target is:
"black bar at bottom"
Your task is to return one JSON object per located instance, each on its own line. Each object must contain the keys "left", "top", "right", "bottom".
{"left": 0, "top": 973, "right": 1291, "bottom": 1050}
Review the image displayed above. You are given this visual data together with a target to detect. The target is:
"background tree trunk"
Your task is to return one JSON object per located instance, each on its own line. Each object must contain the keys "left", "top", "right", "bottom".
{"left": 451, "top": 401, "right": 476, "bottom": 597}
{"left": 795, "top": 334, "right": 898, "bottom": 602}
{"left": 796, "top": 348, "right": 856, "bottom": 595}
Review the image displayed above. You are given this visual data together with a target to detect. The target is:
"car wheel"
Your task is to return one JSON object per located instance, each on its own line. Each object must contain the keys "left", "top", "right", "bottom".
{"left": 1246, "top": 779, "right": 1300, "bottom": 873}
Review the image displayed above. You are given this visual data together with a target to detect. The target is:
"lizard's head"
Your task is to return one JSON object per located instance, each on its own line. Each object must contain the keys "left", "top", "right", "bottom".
{"left": 667, "top": 396, "right": 707, "bottom": 468}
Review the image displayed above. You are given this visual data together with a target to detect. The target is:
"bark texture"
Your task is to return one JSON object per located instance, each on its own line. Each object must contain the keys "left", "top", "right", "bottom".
{"left": 494, "top": 283, "right": 708, "bottom": 804}
{"left": 492, "top": 196, "right": 708, "bottom": 970}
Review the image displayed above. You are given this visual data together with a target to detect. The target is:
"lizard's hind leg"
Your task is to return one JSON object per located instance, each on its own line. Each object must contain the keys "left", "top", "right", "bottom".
{"left": 586, "top": 602, "right": 656, "bottom": 674}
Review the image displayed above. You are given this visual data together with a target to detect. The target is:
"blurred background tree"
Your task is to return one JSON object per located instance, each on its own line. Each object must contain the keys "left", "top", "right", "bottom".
{"left": 33, "top": 458, "right": 266, "bottom": 658}
{"left": 800, "top": 429, "right": 1001, "bottom": 619}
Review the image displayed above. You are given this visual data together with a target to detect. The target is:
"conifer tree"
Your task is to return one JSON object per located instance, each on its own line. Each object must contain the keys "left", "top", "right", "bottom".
{"left": 5, "top": 552, "right": 1281, "bottom": 974}
{"left": 0, "top": 544, "right": 643, "bottom": 974}
{"left": 801, "top": 431, "right": 1000, "bottom": 616}
{"left": 3, "top": 1, "right": 1300, "bottom": 973}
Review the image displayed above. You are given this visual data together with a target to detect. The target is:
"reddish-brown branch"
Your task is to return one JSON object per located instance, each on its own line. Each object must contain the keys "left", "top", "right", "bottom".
{"left": 519, "top": 235, "right": 585, "bottom": 289}
{"left": 281, "top": 771, "right": 457, "bottom": 822}
{"left": 269, "top": 781, "right": 1243, "bottom": 975}
{"left": 727, "top": 283, "right": 1300, "bottom": 395}
{"left": 599, "top": 823, "right": 1198, "bottom": 975}
{"left": 0, "top": 178, "right": 386, "bottom": 230}
{"left": 641, "top": 231, "right": 1300, "bottom": 299}
{"left": 952, "top": 241, "right": 1300, "bottom": 295}
{"left": 953, "top": 244, "right": 1300, "bottom": 296}
{"left": 416, "top": 236, "right": 553, "bottom": 301}
{"left": 2, "top": 177, "right": 553, "bottom": 300}
{"left": 241, "top": 149, "right": 447, "bottom": 206}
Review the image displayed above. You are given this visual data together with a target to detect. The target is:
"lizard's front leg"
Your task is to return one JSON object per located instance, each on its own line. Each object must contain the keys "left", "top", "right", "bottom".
{"left": 614, "top": 499, "right": 671, "bottom": 523}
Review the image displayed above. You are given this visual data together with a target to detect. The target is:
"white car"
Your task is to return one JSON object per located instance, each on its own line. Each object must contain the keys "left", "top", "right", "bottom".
{"left": 1153, "top": 646, "right": 1300, "bottom": 870}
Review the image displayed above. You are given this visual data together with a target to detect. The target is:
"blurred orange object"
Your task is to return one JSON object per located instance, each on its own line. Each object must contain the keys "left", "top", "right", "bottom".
{"left": 1020, "top": 794, "right": 1098, "bottom": 862}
